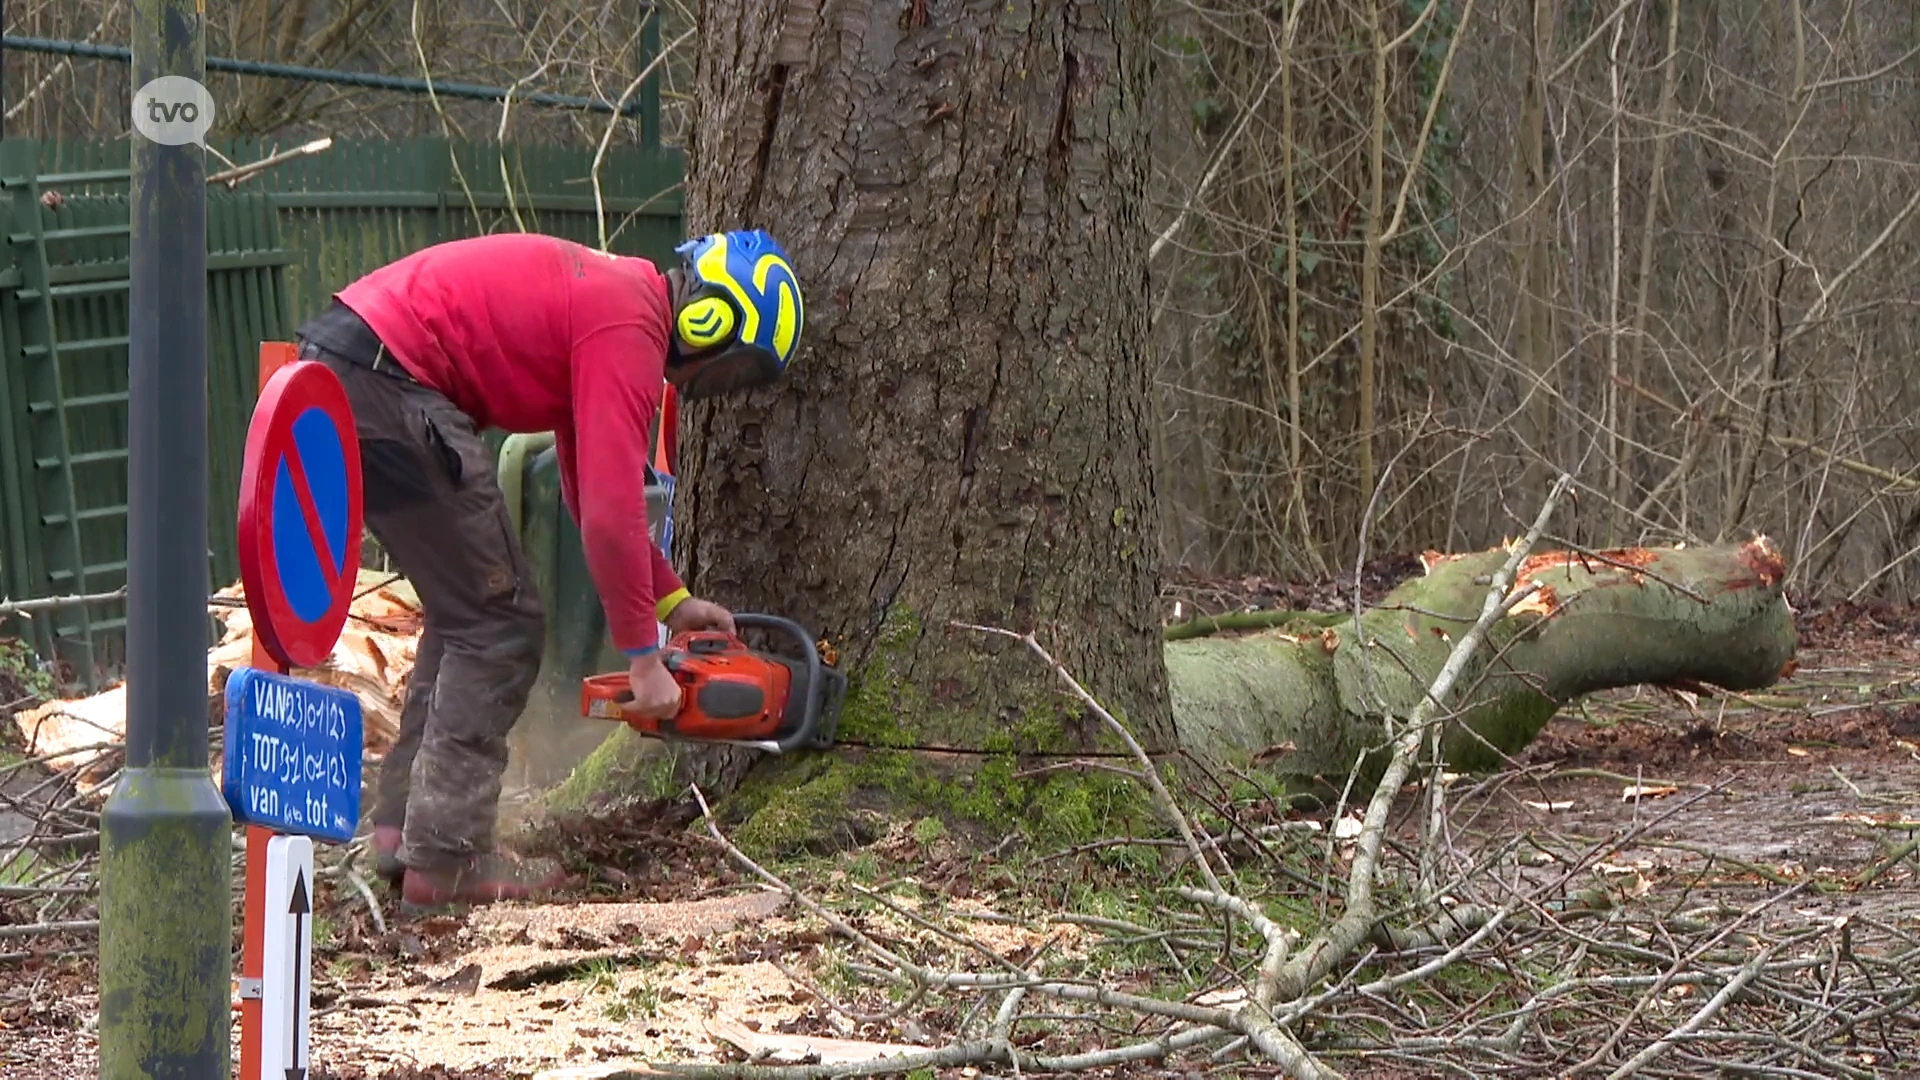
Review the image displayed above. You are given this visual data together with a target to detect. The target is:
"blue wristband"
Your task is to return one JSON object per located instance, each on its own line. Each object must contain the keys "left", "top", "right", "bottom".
{"left": 624, "top": 645, "right": 659, "bottom": 657}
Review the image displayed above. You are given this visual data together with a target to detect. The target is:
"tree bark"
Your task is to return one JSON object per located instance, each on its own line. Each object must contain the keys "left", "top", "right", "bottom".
{"left": 670, "top": 1, "right": 1171, "bottom": 793}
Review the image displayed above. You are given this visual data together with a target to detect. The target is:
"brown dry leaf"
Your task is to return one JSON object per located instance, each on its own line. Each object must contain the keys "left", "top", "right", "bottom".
{"left": 1821, "top": 811, "right": 1920, "bottom": 829}
{"left": 1594, "top": 860, "right": 1654, "bottom": 899}
{"left": 1661, "top": 686, "right": 1701, "bottom": 712}
{"left": 1251, "top": 741, "right": 1298, "bottom": 763}
{"left": 1621, "top": 784, "right": 1680, "bottom": 802}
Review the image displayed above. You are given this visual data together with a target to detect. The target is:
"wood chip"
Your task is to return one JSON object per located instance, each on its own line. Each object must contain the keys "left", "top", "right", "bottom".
{"left": 11, "top": 569, "right": 424, "bottom": 791}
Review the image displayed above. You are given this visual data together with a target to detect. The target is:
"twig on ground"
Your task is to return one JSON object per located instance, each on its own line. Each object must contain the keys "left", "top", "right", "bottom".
{"left": 0, "top": 588, "right": 127, "bottom": 618}
{"left": 768, "top": 953, "right": 928, "bottom": 1030}
{"left": 686, "top": 783, "right": 1336, "bottom": 1078}
{"left": 342, "top": 866, "right": 387, "bottom": 937}
{"left": 1174, "top": 886, "right": 1297, "bottom": 1008}
{"left": 0, "top": 919, "right": 98, "bottom": 939}
{"left": 1854, "top": 835, "right": 1920, "bottom": 889}
{"left": 1605, "top": 938, "right": 1790, "bottom": 1079}
{"left": 0, "top": 884, "right": 90, "bottom": 898}
{"left": 1269, "top": 473, "right": 1575, "bottom": 1005}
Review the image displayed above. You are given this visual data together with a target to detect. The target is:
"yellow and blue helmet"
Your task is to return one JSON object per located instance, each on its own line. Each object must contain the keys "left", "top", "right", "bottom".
{"left": 668, "top": 229, "right": 804, "bottom": 399}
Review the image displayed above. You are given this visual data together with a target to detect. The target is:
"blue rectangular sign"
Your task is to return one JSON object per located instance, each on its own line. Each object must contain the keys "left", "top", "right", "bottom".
{"left": 222, "top": 668, "right": 363, "bottom": 844}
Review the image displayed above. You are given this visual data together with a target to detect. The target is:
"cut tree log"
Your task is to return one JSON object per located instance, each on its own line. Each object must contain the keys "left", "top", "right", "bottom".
{"left": 1169, "top": 536, "right": 1797, "bottom": 796}
{"left": 9, "top": 569, "right": 424, "bottom": 798}
{"left": 547, "top": 538, "right": 1797, "bottom": 815}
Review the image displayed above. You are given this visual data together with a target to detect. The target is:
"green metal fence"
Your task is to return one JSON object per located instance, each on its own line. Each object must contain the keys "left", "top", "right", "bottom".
{"left": 0, "top": 135, "right": 684, "bottom": 690}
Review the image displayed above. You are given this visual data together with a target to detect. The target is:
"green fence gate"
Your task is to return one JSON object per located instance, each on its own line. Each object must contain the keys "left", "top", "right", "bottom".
{"left": 0, "top": 135, "right": 683, "bottom": 691}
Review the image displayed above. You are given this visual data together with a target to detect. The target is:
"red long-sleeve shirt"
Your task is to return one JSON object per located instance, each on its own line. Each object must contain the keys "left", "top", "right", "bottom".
{"left": 334, "top": 233, "right": 683, "bottom": 654}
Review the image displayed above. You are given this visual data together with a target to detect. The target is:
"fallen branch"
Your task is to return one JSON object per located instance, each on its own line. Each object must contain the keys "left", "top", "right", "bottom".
{"left": 687, "top": 783, "right": 1335, "bottom": 1078}
{"left": 207, "top": 137, "right": 335, "bottom": 187}
{"left": 1174, "top": 886, "right": 1297, "bottom": 1008}
{"left": 1606, "top": 940, "right": 1786, "bottom": 1080}
{"left": 0, "top": 588, "right": 127, "bottom": 618}
{"left": 1168, "top": 528, "right": 1795, "bottom": 793}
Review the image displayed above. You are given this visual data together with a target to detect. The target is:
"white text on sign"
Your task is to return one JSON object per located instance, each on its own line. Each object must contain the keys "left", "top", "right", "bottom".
{"left": 221, "top": 668, "right": 363, "bottom": 845}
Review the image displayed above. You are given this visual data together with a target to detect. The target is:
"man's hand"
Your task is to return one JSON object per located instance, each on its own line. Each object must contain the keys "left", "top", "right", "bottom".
{"left": 665, "top": 597, "right": 736, "bottom": 635}
{"left": 622, "top": 652, "right": 683, "bottom": 721}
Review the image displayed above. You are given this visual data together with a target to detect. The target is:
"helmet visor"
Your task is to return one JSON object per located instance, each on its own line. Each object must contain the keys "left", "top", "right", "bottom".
{"left": 673, "top": 347, "right": 783, "bottom": 400}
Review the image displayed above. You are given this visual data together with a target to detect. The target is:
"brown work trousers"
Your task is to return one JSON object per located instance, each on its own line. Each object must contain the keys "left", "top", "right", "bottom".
{"left": 295, "top": 334, "right": 545, "bottom": 873}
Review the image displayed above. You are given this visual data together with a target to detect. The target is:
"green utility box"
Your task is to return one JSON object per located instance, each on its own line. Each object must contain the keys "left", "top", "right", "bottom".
{"left": 498, "top": 430, "right": 676, "bottom": 792}
{"left": 498, "top": 431, "right": 675, "bottom": 685}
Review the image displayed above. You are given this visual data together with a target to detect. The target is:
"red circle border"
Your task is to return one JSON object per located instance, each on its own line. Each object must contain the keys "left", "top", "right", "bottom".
{"left": 236, "top": 360, "right": 365, "bottom": 669}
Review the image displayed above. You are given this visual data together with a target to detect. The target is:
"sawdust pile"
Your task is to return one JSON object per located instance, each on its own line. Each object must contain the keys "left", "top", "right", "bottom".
{"left": 8, "top": 568, "right": 424, "bottom": 796}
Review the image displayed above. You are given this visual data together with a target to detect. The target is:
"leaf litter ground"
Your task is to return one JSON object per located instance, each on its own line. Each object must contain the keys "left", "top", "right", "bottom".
{"left": 2, "top": 562, "right": 1917, "bottom": 1078}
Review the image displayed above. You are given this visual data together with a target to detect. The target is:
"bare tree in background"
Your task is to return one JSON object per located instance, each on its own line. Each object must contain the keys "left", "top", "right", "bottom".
{"left": 1, "top": 0, "right": 696, "bottom": 145}
{"left": 1150, "top": 0, "right": 1920, "bottom": 601}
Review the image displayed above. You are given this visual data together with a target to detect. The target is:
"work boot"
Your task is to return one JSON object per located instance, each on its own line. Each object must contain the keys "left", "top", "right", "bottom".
{"left": 372, "top": 825, "right": 405, "bottom": 887}
{"left": 400, "top": 851, "right": 566, "bottom": 910}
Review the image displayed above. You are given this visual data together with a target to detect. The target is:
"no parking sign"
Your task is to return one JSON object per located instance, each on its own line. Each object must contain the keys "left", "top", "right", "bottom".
{"left": 235, "top": 360, "right": 364, "bottom": 670}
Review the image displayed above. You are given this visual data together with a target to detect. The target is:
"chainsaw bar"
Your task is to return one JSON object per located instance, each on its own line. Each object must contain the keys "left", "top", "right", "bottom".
{"left": 811, "top": 739, "right": 1162, "bottom": 758}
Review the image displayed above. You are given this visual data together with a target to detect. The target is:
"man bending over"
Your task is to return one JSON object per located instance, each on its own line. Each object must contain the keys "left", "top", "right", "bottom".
{"left": 294, "top": 229, "right": 805, "bottom": 907}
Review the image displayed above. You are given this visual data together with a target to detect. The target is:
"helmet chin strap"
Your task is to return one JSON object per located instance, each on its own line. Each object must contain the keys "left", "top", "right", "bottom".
{"left": 674, "top": 348, "right": 777, "bottom": 400}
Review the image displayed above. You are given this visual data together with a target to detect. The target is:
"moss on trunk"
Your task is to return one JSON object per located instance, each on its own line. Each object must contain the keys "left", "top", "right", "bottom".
{"left": 707, "top": 747, "right": 1156, "bottom": 861}
{"left": 544, "top": 602, "right": 1161, "bottom": 859}
{"left": 541, "top": 729, "right": 683, "bottom": 817}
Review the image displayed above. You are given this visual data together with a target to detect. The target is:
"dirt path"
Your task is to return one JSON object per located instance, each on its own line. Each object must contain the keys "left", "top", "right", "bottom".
{"left": 1479, "top": 629, "right": 1920, "bottom": 917}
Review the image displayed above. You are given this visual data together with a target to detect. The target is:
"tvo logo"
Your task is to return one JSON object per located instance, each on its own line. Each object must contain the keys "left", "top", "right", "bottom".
{"left": 131, "top": 76, "right": 215, "bottom": 147}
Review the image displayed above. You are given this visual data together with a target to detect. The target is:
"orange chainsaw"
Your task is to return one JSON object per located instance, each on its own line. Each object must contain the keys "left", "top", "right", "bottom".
{"left": 580, "top": 613, "right": 845, "bottom": 754}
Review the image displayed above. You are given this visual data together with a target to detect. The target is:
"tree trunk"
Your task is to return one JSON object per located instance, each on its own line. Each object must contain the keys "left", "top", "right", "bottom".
{"left": 667, "top": 2, "right": 1171, "bottom": 798}
{"left": 1169, "top": 537, "right": 1797, "bottom": 798}
{"left": 1512, "top": 0, "right": 1559, "bottom": 505}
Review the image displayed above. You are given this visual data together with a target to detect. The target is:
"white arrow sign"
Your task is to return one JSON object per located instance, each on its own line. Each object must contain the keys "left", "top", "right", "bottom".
{"left": 261, "top": 834, "right": 315, "bottom": 1080}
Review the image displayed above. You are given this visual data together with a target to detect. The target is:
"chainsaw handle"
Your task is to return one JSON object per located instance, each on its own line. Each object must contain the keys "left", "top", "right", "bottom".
{"left": 733, "top": 613, "right": 827, "bottom": 755}
{"left": 661, "top": 649, "right": 689, "bottom": 678}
